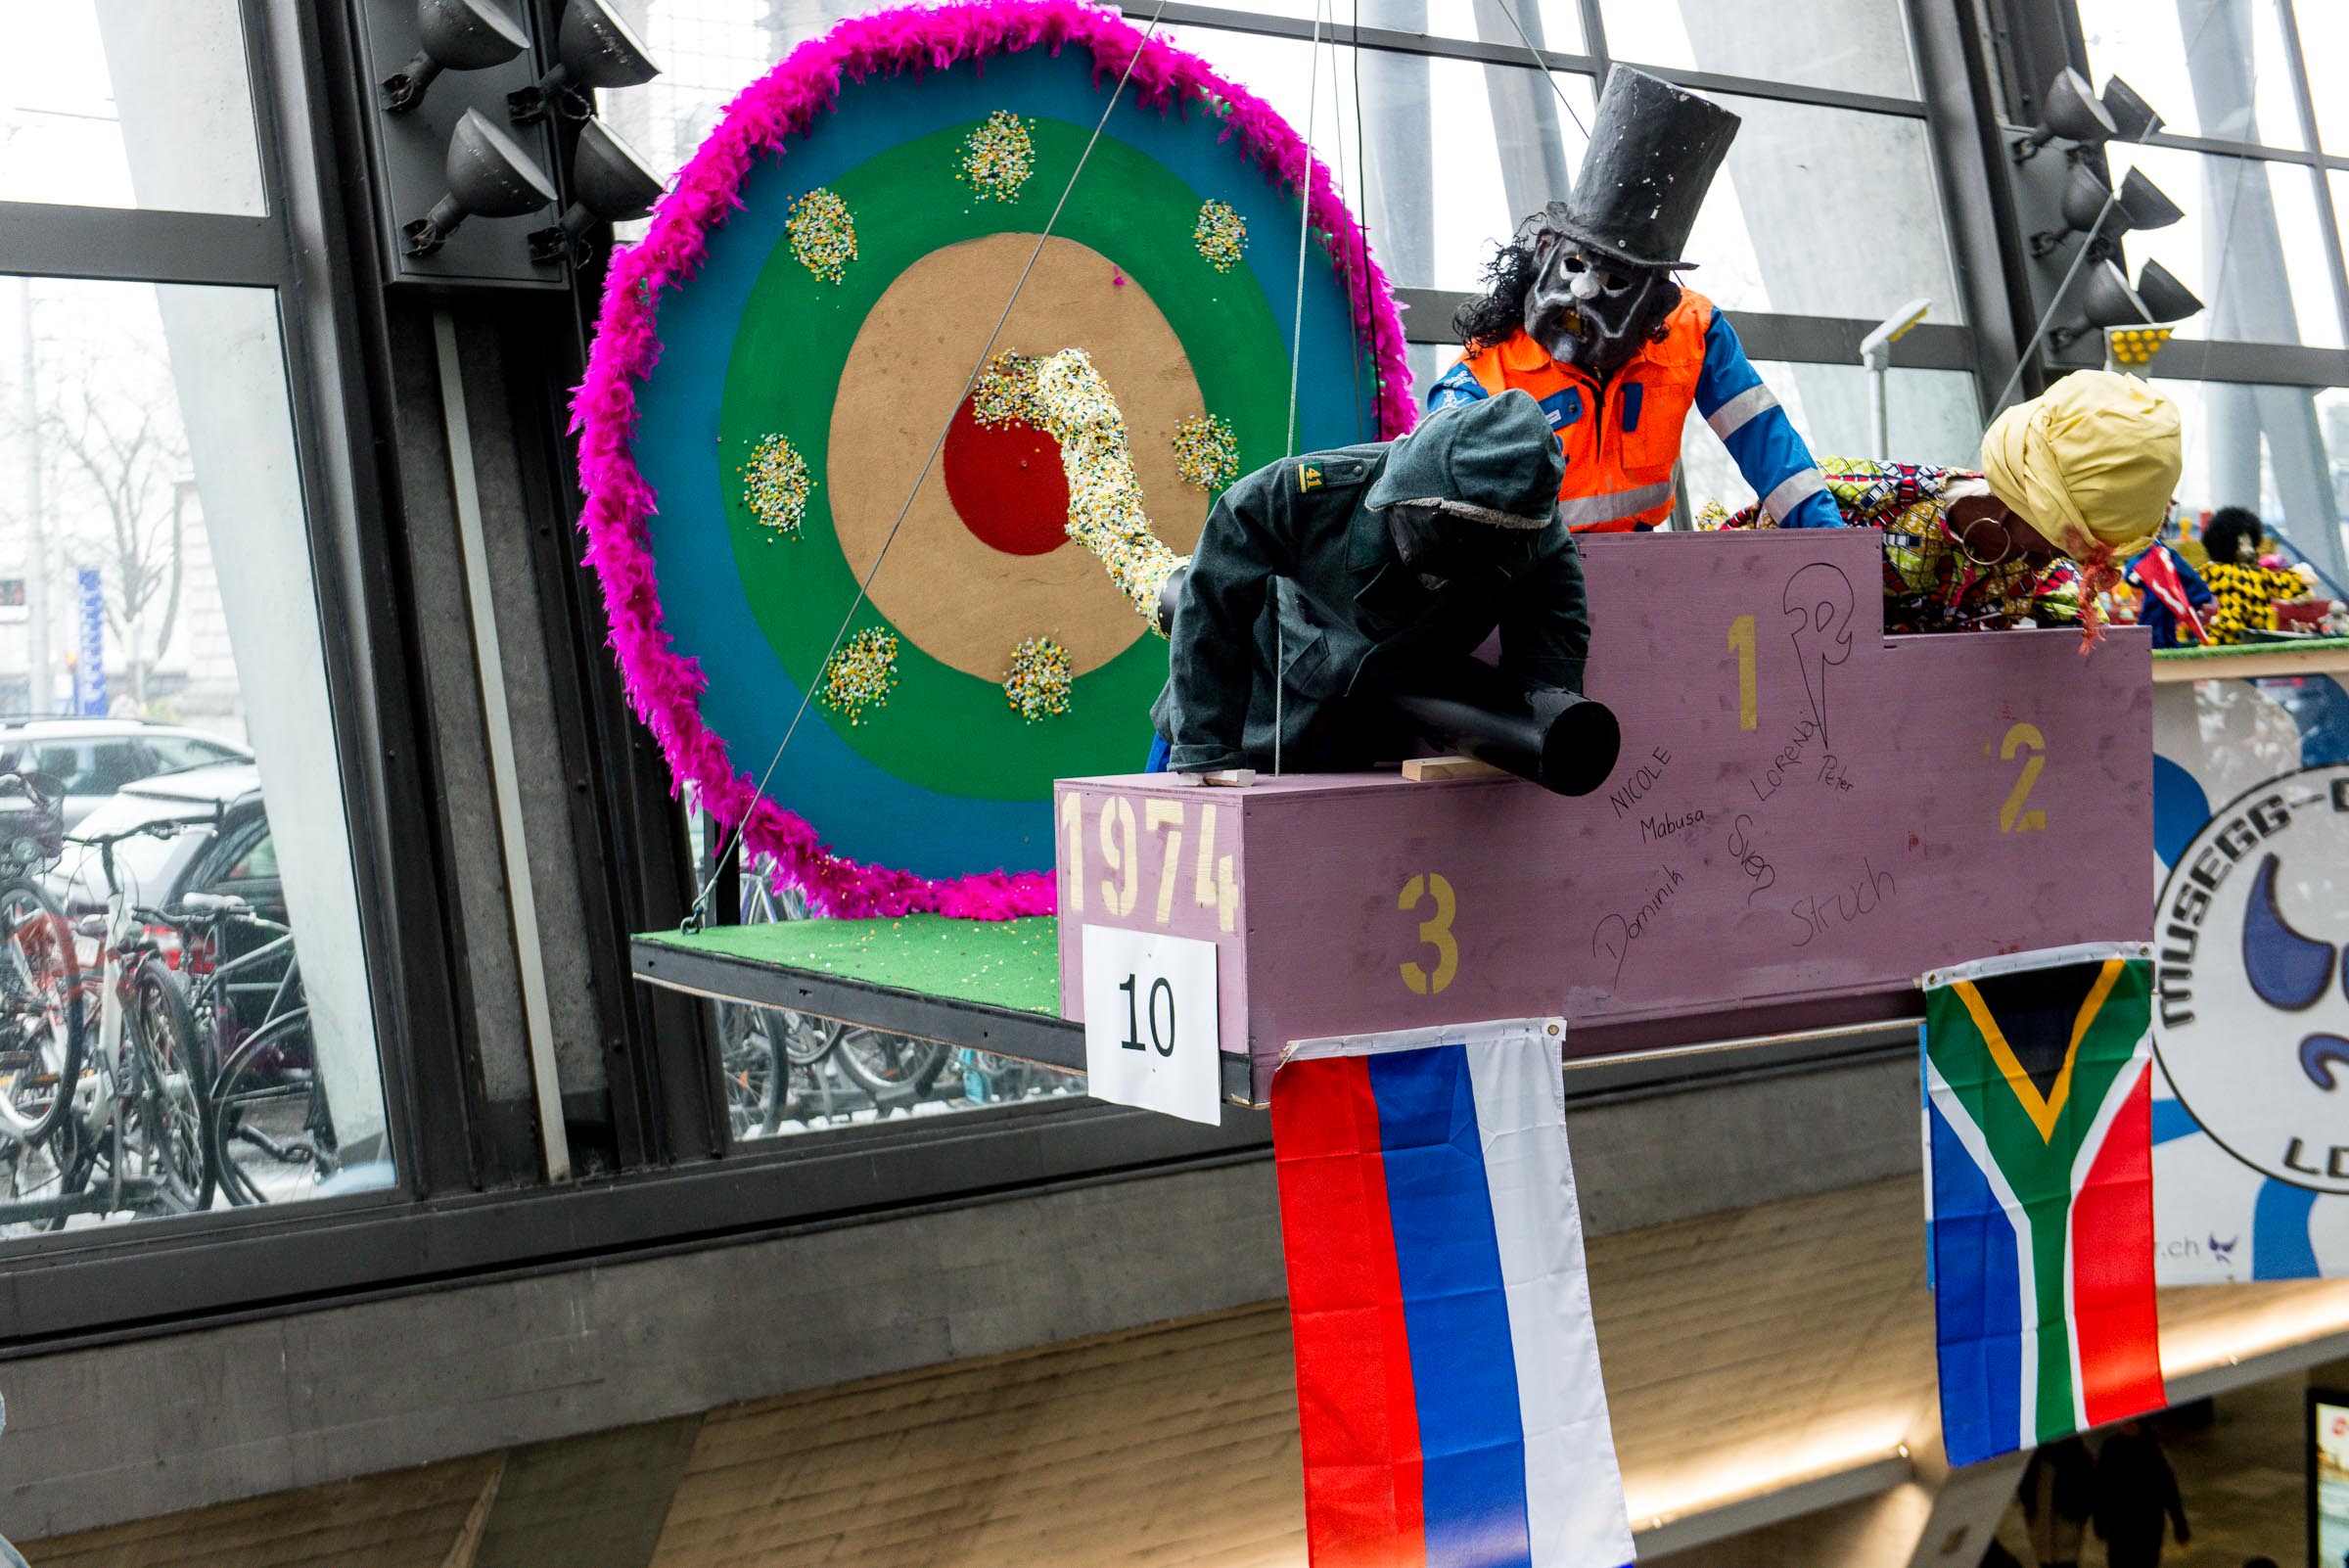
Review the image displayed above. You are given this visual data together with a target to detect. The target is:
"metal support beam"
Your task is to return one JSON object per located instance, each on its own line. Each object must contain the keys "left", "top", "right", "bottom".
{"left": 1393, "top": 287, "right": 1979, "bottom": 370}
{"left": 0, "top": 204, "right": 290, "bottom": 289}
{"left": 434, "top": 309, "right": 572, "bottom": 1183}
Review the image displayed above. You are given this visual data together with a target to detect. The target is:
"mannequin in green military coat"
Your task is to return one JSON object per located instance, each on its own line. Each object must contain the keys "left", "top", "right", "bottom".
{"left": 1150, "top": 390, "right": 1593, "bottom": 775}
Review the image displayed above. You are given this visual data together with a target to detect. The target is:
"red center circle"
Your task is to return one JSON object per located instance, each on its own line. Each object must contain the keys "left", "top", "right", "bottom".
{"left": 941, "top": 395, "right": 1071, "bottom": 557}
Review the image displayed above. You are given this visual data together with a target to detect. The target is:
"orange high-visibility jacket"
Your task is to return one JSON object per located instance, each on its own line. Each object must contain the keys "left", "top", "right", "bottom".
{"left": 1432, "top": 291, "right": 1837, "bottom": 533}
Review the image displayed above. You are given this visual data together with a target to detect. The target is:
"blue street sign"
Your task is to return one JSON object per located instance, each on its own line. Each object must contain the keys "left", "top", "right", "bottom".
{"left": 73, "top": 568, "right": 104, "bottom": 716}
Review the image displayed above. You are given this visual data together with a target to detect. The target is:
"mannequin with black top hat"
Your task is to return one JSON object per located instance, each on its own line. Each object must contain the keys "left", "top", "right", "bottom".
{"left": 1435, "top": 67, "right": 1842, "bottom": 535}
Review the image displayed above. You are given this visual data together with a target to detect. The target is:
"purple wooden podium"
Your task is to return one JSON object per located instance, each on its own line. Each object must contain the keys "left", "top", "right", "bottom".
{"left": 1055, "top": 530, "right": 2152, "bottom": 1104}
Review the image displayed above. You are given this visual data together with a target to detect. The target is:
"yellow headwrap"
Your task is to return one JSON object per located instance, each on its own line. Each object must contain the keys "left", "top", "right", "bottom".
{"left": 1981, "top": 369, "right": 2181, "bottom": 557}
{"left": 1980, "top": 369, "right": 2182, "bottom": 650}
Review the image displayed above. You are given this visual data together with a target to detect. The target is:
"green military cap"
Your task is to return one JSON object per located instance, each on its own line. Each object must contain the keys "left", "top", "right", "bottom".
{"left": 1362, "top": 389, "right": 1564, "bottom": 529}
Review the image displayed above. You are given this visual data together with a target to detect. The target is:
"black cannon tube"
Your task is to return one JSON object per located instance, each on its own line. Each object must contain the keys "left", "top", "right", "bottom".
{"left": 1387, "top": 687, "right": 1621, "bottom": 798}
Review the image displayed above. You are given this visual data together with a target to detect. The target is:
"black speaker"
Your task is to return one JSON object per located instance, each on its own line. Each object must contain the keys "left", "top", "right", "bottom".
{"left": 380, "top": 0, "right": 530, "bottom": 114}
{"left": 528, "top": 118, "right": 664, "bottom": 263}
{"left": 403, "top": 109, "right": 559, "bottom": 255}
{"left": 2101, "top": 75, "right": 2162, "bottom": 143}
{"left": 2014, "top": 68, "right": 2116, "bottom": 161}
{"left": 508, "top": 0, "right": 660, "bottom": 124}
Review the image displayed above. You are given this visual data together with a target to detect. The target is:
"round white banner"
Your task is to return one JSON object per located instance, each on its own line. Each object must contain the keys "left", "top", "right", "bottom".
{"left": 2153, "top": 762, "right": 2349, "bottom": 1194}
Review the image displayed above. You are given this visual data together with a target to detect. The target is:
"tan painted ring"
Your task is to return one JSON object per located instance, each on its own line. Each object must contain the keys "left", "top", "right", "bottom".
{"left": 827, "top": 233, "right": 1208, "bottom": 681}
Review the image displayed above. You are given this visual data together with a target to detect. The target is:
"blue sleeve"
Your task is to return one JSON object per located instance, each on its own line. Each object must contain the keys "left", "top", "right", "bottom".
{"left": 1428, "top": 359, "right": 1489, "bottom": 411}
{"left": 1694, "top": 313, "right": 1840, "bottom": 528}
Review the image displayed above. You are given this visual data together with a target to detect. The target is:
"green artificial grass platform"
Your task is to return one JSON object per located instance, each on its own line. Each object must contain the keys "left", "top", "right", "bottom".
{"left": 638, "top": 914, "right": 1062, "bottom": 1016}
{"left": 2151, "top": 635, "right": 2349, "bottom": 662}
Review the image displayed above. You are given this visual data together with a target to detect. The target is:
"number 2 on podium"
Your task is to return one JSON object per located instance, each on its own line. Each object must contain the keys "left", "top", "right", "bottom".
{"left": 1998, "top": 722, "right": 2047, "bottom": 833}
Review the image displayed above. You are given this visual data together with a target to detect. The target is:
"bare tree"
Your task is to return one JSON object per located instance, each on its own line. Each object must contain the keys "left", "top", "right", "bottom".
{"left": 43, "top": 375, "right": 187, "bottom": 709}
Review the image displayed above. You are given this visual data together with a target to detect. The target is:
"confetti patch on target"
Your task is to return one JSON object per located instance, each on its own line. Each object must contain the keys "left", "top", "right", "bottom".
{"left": 958, "top": 111, "right": 1036, "bottom": 203}
{"left": 575, "top": 5, "right": 1412, "bottom": 914}
{"left": 787, "top": 189, "right": 857, "bottom": 283}
{"left": 742, "top": 434, "right": 812, "bottom": 536}
{"left": 1003, "top": 635, "right": 1075, "bottom": 722}
{"left": 1193, "top": 200, "right": 1247, "bottom": 272}
{"left": 820, "top": 627, "right": 899, "bottom": 724}
{"left": 1172, "top": 413, "right": 1239, "bottom": 491}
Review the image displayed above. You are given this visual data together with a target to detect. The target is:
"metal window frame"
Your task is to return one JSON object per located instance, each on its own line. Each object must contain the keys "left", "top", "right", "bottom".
{"left": 1151, "top": 2, "right": 1929, "bottom": 118}
{"left": 0, "top": 0, "right": 479, "bottom": 1267}
{"left": 1159, "top": 1, "right": 1976, "bottom": 390}
{"left": 2036, "top": 0, "right": 2349, "bottom": 395}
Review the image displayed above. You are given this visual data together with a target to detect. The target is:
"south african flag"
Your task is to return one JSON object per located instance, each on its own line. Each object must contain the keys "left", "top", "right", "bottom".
{"left": 1922, "top": 944, "right": 2167, "bottom": 1466}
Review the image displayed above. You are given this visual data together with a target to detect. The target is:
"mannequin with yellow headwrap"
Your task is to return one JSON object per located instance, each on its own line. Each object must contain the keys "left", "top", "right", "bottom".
{"left": 1707, "top": 369, "right": 2182, "bottom": 647}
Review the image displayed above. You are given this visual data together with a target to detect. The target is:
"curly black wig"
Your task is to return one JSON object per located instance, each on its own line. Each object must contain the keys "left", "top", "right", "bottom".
{"left": 1452, "top": 231, "right": 1543, "bottom": 352}
{"left": 2202, "top": 504, "right": 2265, "bottom": 566}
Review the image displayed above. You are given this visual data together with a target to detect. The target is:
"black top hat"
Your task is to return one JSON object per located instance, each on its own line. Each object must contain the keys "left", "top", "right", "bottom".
{"left": 1537, "top": 66, "right": 1739, "bottom": 271}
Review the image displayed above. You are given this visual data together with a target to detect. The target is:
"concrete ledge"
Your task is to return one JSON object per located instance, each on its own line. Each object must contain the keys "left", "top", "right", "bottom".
{"left": 0, "top": 1045, "right": 1924, "bottom": 1541}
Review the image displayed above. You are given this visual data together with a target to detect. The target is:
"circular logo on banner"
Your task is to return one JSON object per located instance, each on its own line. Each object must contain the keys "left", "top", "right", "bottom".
{"left": 2153, "top": 762, "right": 2349, "bottom": 1193}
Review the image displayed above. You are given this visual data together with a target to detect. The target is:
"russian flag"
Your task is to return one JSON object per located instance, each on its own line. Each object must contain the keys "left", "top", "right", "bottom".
{"left": 1271, "top": 1020, "right": 1633, "bottom": 1568}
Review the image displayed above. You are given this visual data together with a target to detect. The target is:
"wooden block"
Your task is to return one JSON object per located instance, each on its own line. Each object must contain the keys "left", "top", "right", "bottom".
{"left": 1402, "top": 756, "right": 1508, "bottom": 782}
{"left": 1057, "top": 530, "right": 2154, "bottom": 1106}
{"left": 1201, "top": 768, "right": 1257, "bottom": 788}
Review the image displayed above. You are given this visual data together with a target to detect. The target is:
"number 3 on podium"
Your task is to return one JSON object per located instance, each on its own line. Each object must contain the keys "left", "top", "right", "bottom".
{"left": 1399, "top": 872, "right": 1458, "bottom": 995}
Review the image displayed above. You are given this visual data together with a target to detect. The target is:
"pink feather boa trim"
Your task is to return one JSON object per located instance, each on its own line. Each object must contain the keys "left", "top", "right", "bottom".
{"left": 570, "top": 0, "right": 1415, "bottom": 919}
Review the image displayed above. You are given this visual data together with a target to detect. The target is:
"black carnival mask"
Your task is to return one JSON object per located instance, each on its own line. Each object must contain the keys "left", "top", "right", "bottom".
{"left": 1522, "top": 240, "right": 1677, "bottom": 378}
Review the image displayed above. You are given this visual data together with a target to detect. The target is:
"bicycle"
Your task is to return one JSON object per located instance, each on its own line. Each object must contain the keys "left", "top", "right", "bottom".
{"left": 0, "top": 770, "right": 76, "bottom": 1150}
{"left": 170, "top": 892, "right": 331, "bottom": 1205}
{"left": 29, "top": 816, "right": 214, "bottom": 1222}
{"left": 714, "top": 864, "right": 949, "bottom": 1135}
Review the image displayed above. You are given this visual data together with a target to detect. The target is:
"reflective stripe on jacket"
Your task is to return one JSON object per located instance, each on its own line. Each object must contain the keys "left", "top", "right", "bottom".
{"left": 1428, "top": 293, "right": 1839, "bottom": 532}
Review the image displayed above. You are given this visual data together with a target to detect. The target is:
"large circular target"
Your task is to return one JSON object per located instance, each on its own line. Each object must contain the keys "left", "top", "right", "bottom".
{"left": 576, "top": 5, "right": 1412, "bottom": 916}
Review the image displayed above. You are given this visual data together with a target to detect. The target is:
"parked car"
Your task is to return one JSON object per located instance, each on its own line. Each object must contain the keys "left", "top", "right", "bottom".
{"left": 0, "top": 718, "right": 253, "bottom": 829}
{"left": 45, "top": 761, "right": 275, "bottom": 921}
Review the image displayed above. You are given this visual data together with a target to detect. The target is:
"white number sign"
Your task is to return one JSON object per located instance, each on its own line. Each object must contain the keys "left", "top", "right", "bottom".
{"left": 1082, "top": 923, "right": 1221, "bottom": 1126}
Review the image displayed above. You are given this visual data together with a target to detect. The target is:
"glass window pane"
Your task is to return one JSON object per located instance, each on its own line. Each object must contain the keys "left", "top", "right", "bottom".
{"left": 0, "top": 0, "right": 265, "bottom": 215}
{"left": 2297, "top": 5, "right": 2349, "bottom": 154}
{"left": 599, "top": 4, "right": 1590, "bottom": 187}
{"left": 1680, "top": 96, "right": 1961, "bottom": 324}
{"left": 2076, "top": 0, "right": 2302, "bottom": 151}
{"left": 0, "top": 278, "right": 391, "bottom": 1231}
{"left": 1678, "top": 363, "right": 1982, "bottom": 520}
{"left": 2103, "top": 145, "right": 2340, "bottom": 348}
{"left": 1155, "top": 0, "right": 1578, "bottom": 49}
{"left": 600, "top": 8, "right": 1594, "bottom": 268}
{"left": 1162, "top": 27, "right": 1594, "bottom": 293}
{"left": 1120, "top": 0, "right": 1587, "bottom": 50}
{"left": 1597, "top": 0, "right": 1917, "bottom": 98}
{"left": 2154, "top": 377, "right": 2349, "bottom": 580}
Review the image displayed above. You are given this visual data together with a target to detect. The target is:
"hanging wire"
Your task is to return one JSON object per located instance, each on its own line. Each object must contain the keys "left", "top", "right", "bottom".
{"left": 684, "top": 0, "right": 1174, "bottom": 928}
{"left": 1286, "top": 0, "right": 1326, "bottom": 459}
{"left": 1274, "top": 0, "right": 1330, "bottom": 779}
{"left": 1491, "top": 0, "right": 1590, "bottom": 140}
{"left": 1989, "top": 188, "right": 2121, "bottom": 413}
{"left": 2139, "top": 5, "right": 2256, "bottom": 556}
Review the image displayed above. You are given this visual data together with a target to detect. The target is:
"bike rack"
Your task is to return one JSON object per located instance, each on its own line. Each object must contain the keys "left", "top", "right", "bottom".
{"left": 0, "top": 1176, "right": 167, "bottom": 1226}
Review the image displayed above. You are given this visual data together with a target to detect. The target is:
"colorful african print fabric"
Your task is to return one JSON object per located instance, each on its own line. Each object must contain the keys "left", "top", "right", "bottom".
{"left": 2202, "top": 559, "right": 2308, "bottom": 644}
{"left": 1707, "top": 458, "right": 2081, "bottom": 634}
